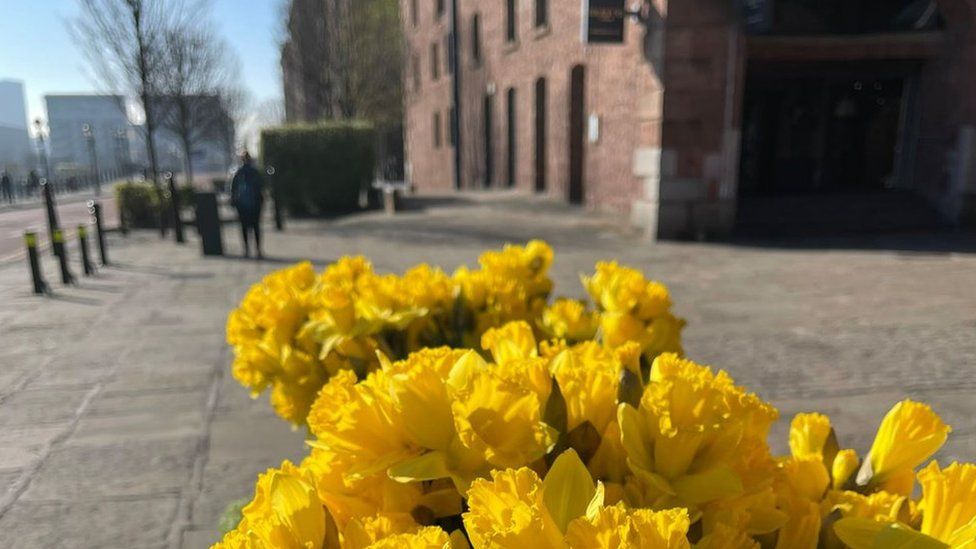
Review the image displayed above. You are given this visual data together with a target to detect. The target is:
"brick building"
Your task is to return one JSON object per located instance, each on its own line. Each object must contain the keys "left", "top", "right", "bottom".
{"left": 402, "top": 0, "right": 976, "bottom": 238}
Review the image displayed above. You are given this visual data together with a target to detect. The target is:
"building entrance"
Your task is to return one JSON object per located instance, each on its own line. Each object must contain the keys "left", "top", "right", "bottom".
{"left": 739, "top": 63, "right": 912, "bottom": 196}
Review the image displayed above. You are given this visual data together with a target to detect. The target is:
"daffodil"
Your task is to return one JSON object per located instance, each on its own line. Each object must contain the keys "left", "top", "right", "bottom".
{"left": 789, "top": 413, "right": 835, "bottom": 461}
{"left": 217, "top": 460, "right": 326, "bottom": 549}
{"left": 581, "top": 262, "right": 684, "bottom": 359}
{"left": 695, "top": 524, "right": 760, "bottom": 549}
{"left": 618, "top": 354, "right": 776, "bottom": 511}
{"left": 464, "top": 450, "right": 599, "bottom": 548}
{"left": 564, "top": 505, "right": 691, "bottom": 548}
{"left": 833, "top": 463, "right": 976, "bottom": 548}
{"left": 859, "top": 400, "right": 950, "bottom": 495}
{"left": 540, "top": 299, "right": 599, "bottom": 342}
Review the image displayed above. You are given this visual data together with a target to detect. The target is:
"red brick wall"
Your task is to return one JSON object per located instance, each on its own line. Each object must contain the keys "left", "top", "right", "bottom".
{"left": 402, "top": 0, "right": 662, "bottom": 216}
{"left": 914, "top": 0, "right": 976, "bottom": 211}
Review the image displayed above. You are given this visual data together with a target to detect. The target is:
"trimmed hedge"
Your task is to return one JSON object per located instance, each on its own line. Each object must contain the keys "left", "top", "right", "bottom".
{"left": 115, "top": 181, "right": 195, "bottom": 229}
{"left": 260, "top": 121, "right": 376, "bottom": 216}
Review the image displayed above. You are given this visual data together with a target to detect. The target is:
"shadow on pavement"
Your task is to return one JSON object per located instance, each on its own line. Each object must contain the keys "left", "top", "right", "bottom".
{"left": 110, "top": 262, "right": 216, "bottom": 280}
{"left": 208, "top": 254, "right": 336, "bottom": 267}
{"left": 47, "top": 292, "right": 103, "bottom": 306}
{"left": 715, "top": 230, "right": 976, "bottom": 255}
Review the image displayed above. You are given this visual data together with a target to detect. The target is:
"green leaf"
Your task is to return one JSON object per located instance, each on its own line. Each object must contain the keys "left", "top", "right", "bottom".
{"left": 387, "top": 451, "right": 450, "bottom": 483}
{"left": 617, "top": 367, "right": 643, "bottom": 408}
{"left": 543, "top": 378, "right": 568, "bottom": 434}
{"left": 542, "top": 449, "right": 596, "bottom": 533}
{"left": 566, "top": 421, "right": 602, "bottom": 464}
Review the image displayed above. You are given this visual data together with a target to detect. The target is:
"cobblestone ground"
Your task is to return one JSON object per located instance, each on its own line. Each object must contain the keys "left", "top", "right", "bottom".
{"left": 0, "top": 192, "right": 974, "bottom": 548}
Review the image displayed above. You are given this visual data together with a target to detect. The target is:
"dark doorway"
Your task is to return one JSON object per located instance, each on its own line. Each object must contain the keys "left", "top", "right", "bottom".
{"left": 735, "top": 60, "right": 945, "bottom": 235}
{"left": 483, "top": 94, "right": 494, "bottom": 188}
{"left": 506, "top": 87, "right": 517, "bottom": 187}
{"left": 568, "top": 65, "right": 586, "bottom": 204}
{"left": 739, "top": 62, "right": 910, "bottom": 196}
{"left": 534, "top": 78, "right": 548, "bottom": 192}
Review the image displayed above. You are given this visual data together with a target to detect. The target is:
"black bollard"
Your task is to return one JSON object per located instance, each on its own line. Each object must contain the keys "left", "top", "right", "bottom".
{"left": 52, "top": 229, "right": 75, "bottom": 285}
{"left": 194, "top": 192, "right": 224, "bottom": 256}
{"left": 42, "top": 180, "right": 61, "bottom": 257}
{"left": 167, "top": 173, "right": 186, "bottom": 244}
{"left": 267, "top": 166, "right": 284, "bottom": 231}
{"left": 24, "top": 232, "right": 49, "bottom": 295}
{"left": 78, "top": 225, "right": 95, "bottom": 276}
{"left": 89, "top": 201, "right": 109, "bottom": 265}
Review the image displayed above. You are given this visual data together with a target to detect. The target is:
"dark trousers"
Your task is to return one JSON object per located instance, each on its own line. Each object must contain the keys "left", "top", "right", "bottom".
{"left": 1, "top": 186, "right": 11, "bottom": 204}
{"left": 238, "top": 208, "right": 262, "bottom": 256}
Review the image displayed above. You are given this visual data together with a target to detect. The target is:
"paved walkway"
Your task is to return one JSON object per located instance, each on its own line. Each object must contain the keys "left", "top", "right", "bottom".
{"left": 0, "top": 192, "right": 975, "bottom": 548}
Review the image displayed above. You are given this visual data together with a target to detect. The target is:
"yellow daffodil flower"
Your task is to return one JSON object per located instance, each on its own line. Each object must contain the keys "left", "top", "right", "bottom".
{"left": 859, "top": 400, "right": 950, "bottom": 495}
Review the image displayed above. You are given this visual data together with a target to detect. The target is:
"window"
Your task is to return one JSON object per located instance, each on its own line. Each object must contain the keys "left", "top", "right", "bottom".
{"left": 411, "top": 0, "right": 418, "bottom": 26}
{"left": 448, "top": 107, "right": 456, "bottom": 147}
{"left": 471, "top": 14, "right": 482, "bottom": 64}
{"left": 534, "top": 78, "right": 547, "bottom": 192}
{"left": 412, "top": 54, "right": 421, "bottom": 91}
{"left": 436, "top": 0, "right": 445, "bottom": 19}
{"left": 536, "top": 0, "right": 548, "bottom": 27}
{"left": 445, "top": 33, "right": 454, "bottom": 75}
{"left": 506, "top": 0, "right": 517, "bottom": 42}
{"left": 434, "top": 112, "right": 442, "bottom": 148}
{"left": 506, "top": 87, "right": 517, "bottom": 187}
{"left": 431, "top": 43, "right": 440, "bottom": 80}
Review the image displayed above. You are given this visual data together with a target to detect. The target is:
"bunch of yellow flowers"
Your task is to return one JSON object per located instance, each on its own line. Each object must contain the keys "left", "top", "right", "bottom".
{"left": 217, "top": 245, "right": 974, "bottom": 548}
{"left": 226, "top": 242, "right": 684, "bottom": 426}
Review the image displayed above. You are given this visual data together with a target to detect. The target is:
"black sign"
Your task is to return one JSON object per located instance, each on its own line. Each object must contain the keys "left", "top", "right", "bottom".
{"left": 587, "top": 0, "right": 626, "bottom": 44}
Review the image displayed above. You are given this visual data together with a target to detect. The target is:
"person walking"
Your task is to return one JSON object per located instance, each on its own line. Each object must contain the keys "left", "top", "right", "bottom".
{"left": 0, "top": 170, "right": 12, "bottom": 204}
{"left": 230, "top": 152, "right": 265, "bottom": 259}
{"left": 27, "top": 170, "right": 40, "bottom": 198}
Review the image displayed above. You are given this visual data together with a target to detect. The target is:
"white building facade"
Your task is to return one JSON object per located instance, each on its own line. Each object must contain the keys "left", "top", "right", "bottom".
{"left": 45, "top": 94, "right": 132, "bottom": 175}
{"left": 0, "top": 80, "right": 32, "bottom": 174}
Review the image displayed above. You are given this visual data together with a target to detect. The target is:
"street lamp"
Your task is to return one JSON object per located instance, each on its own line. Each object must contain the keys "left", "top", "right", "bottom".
{"left": 33, "top": 118, "right": 52, "bottom": 182}
{"left": 82, "top": 123, "right": 101, "bottom": 196}
{"left": 114, "top": 128, "right": 129, "bottom": 176}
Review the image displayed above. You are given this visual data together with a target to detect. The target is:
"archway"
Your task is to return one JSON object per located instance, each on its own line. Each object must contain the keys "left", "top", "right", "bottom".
{"left": 735, "top": 0, "right": 961, "bottom": 234}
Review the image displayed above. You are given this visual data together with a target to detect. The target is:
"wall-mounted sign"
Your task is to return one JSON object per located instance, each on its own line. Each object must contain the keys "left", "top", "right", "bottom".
{"left": 586, "top": 0, "right": 626, "bottom": 44}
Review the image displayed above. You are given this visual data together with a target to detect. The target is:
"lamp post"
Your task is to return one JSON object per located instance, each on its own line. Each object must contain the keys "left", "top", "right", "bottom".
{"left": 34, "top": 118, "right": 52, "bottom": 183}
{"left": 114, "top": 128, "right": 129, "bottom": 177}
{"left": 82, "top": 123, "right": 101, "bottom": 196}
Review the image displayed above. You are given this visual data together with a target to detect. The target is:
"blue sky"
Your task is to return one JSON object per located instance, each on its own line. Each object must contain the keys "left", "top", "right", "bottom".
{"left": 0, "top": 0, "right": 283, "bottom": 128}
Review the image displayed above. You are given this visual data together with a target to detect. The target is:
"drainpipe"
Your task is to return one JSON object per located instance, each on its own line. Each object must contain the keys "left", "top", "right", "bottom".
{"left": 449, "top": 0, "right": 463, "bottom": 189}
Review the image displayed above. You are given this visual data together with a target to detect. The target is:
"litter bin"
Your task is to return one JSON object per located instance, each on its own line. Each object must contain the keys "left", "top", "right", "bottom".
{"left": 195, "top": 192, "right": 223, "bottom": 256}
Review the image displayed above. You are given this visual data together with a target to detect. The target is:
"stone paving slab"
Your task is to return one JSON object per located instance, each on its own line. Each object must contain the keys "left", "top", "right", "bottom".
{"left": 0, "top": 192, "right": 974, "bottom": 548}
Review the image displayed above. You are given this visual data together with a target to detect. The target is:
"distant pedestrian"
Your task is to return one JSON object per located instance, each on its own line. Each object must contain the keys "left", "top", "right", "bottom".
{"left": 27, "top": 170, "right": 40, "bottom": 197}
{"left": 0, "top": 170, "right": 12, "bottom": 204}
{"left": 230, "top": 152, "right": 265, "bottom": 259}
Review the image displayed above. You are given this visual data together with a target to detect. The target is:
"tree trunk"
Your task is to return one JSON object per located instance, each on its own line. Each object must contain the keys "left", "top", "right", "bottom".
{"left": 181, "top": 134, "right": 195, "bottom": 186}
{"left": 133, "top": 5, "right": 160, "bottom": 189}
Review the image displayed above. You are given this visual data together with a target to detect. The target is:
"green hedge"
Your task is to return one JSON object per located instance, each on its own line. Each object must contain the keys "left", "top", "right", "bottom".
{"left": 115, "top": 181, "right": 195, "bottom": 229}
{"left": 260, "top": 121, "right": 376, "bottom": 216}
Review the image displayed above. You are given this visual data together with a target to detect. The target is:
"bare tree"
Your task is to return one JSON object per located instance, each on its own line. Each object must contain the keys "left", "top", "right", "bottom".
{"left": 218, "top": 84, "right": 253, "bottom": 165}
{"left": 281, "top": 0, "right": 402, "bottom": 127}
{"left": 157, "top": 22, "right": 238, "bottom": 184}
{"left": 72, "top": 0, "right": 186, "bottom": 187}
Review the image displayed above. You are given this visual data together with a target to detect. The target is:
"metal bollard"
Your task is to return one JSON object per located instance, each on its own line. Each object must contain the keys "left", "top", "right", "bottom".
{"left": 166, "top": 172, "right": 186, "bottom": 244}
{"left": 42, "top": 180, "right": 61, "bottom": 257}
{"left": 24, "top": 232, "right": 49, "bottom": 295}
{"left": 78, "top": 225, "right": 95, "bottom": 276}
{"left": 89, "top": 201, "right": 109, "bottom": 265}
{"left": 52, "top": 229, "right": 75, "bottom": 285}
